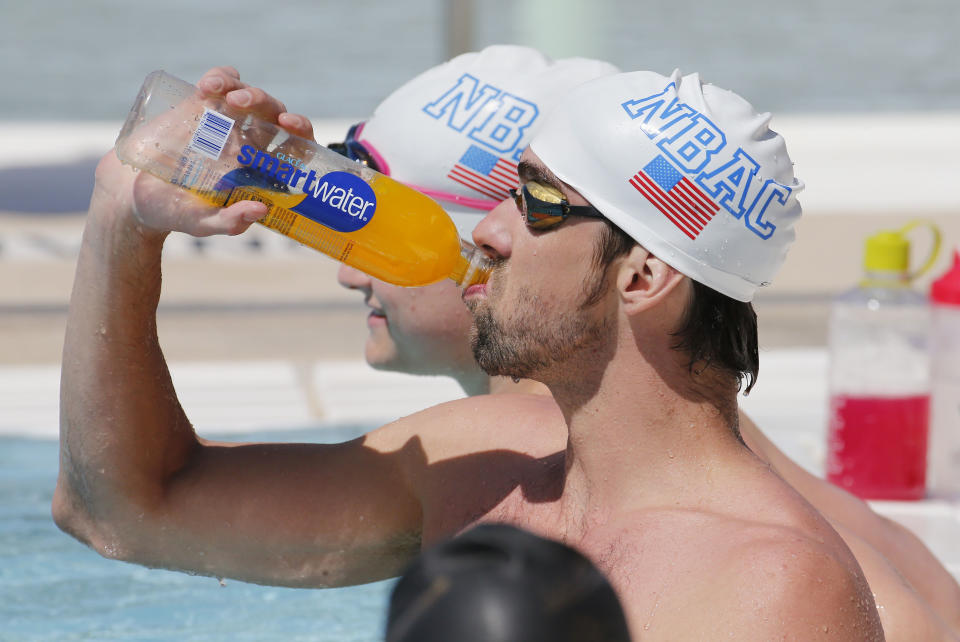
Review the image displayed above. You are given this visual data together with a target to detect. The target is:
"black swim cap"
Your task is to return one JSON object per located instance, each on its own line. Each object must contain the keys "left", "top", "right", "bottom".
{"left": 385, "top": 523, "right": 631, "bottom": 642}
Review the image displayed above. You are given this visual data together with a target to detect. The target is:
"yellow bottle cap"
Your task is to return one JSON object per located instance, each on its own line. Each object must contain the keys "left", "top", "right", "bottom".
{"left": 861, "top": 220, "right": 942, "bottom": 284}
{"left": 864, "top": 231, "right": 910, "bottom": 273}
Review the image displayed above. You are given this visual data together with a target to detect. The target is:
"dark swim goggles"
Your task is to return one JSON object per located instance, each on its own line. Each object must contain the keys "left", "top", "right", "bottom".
{"left": 509, "top": 182, "right": 605, "bottom": 230}
{"left": 328, "top": 123, "right": 382, "bottom": 172}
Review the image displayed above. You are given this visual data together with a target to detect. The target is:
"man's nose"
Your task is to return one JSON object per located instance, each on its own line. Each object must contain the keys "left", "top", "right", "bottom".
{"left": 337, "top": 263, "right": 372, "bottom": 291}
{"left": 471, "top": 197, "right": 516, "bottom": 260}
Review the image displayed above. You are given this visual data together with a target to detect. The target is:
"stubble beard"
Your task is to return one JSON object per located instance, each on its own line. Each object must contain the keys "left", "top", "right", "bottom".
{"left": 467, "top": 266, "right": 612, "bottom": 381}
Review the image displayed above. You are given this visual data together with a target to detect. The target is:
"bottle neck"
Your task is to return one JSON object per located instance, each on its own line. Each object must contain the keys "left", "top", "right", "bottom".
{"left": 860, "top": 269, "right": 910, "bottom": 289}
{"left": 450, "top": 240, "right": 492, "bottom": 288}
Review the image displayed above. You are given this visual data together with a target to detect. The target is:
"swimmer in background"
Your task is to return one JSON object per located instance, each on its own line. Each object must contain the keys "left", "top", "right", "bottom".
{"left": 54, "top": 48, "right": 954, "bottom": 639}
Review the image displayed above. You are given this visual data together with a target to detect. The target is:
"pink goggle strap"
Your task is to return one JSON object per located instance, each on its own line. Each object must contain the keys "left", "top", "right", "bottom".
{"left": 354, "top": 124, "right": 392, "bottom": 178}
{"left": 402, "top": 185, "right": 502, "bottom": 211}
{"left": 357, "top": 131, "right": 505, "bottom": 212}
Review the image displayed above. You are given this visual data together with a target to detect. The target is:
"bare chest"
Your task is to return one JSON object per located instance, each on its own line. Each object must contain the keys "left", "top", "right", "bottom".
{"left": 416, "top": 456, "right": 783, "bottom": 638}
{"left": 578, "top": 510, "right": 816, "bottom": 640}
{"left": 439, "top": 503, "right": 752, "bottom": 639}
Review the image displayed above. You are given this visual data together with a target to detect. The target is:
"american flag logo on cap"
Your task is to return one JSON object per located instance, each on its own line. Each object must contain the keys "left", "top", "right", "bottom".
{"left": 629, "top": 155, "right": 719, "bottom": 240}
{"left": 447, "top": 144, "right": 519, "bottom": 201}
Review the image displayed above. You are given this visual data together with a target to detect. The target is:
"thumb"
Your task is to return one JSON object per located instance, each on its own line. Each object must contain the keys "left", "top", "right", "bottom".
{"left": 199, "top": 201, "right": 268, "bottom": 236}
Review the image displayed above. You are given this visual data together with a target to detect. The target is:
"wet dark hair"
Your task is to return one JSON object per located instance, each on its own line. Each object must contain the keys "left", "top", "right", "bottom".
{"left": 590, "top": 222, "right": 760, "bottom": 397}
{"left": 672, "top": 280, "right": 759, "bottom": 395}
{"left": 386, "top": 524, "right": 631, "bottom": 642}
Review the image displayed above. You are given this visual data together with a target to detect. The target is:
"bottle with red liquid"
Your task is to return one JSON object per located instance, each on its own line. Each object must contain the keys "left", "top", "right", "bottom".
{"left": 826, "top": 221, "right": 941, "bottom": 500}
{"left": 927, "top": 246, "right": 960, "bottom": 498}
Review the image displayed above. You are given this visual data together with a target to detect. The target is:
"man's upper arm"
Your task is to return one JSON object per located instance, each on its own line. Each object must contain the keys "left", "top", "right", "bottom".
{"left": 75, "top": 422, "right": 426, "bottom": 588}
{"left": 60, "top": 401, "right": 460, "bottom": 589}
{"left": 75, "top": 393, "right": 555, "bottom": 588}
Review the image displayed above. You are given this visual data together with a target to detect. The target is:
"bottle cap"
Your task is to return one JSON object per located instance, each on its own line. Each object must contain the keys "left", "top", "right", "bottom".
{"left": 861, "top": 220, "right": 941, "bottom": 285}
{"left": 931, "top": 246, "right": 960, "bottom": 305}
{"left": 864, "top": 230, "right": 910, "bottom": 273}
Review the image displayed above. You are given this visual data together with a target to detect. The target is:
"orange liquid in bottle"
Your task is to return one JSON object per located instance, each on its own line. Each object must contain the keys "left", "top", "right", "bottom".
{"left": 217, "top": 173, "right": 475, "bottom": 287}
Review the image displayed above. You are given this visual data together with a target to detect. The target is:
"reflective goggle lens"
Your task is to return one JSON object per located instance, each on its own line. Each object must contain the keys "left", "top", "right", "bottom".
{"left": 510, "top": 181, "right": 590, "bottom": 231}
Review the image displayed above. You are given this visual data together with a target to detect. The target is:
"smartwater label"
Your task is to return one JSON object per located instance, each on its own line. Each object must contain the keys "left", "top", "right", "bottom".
{"left": 229, "top": 144, "right": 377, "bottom": 233}
{"left": 291, "top": 171, "right": 376, "bottom": 233}
{"left": 189, "top": 109, "right": 235, "bottom": 160}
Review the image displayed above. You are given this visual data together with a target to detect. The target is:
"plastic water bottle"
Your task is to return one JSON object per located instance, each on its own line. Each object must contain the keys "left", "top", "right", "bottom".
{"left": 927, "top": 246, "right": 960, "bottom": 497}
{"left": 114, "top": 70, "right": 490, "bottom": 288}
{"left": 826, "top": 221, "right": 941, "bottom": 500}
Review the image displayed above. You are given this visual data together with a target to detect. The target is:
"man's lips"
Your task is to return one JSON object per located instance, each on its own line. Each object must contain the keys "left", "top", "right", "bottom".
{"left": 367, "top": 309, "right": 387, "bottom": 326}
{"left": 463, "top": 282, "right": 488, "bottom": 299}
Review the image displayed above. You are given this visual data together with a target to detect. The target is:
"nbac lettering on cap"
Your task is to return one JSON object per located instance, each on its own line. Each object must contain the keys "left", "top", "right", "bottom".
{"left": 354, "top": 45, "right": 620, "bottom": 239}
{"left": 530, "top": 69, "right": 804, "bottom": 302}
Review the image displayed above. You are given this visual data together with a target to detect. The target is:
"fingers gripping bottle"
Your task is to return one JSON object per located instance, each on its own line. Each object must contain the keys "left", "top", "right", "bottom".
{"left": 114, "top": 71, "right": 490, "bottom": 288}
{"left": 928, "top": 246, "right": 960, "bottom": 498}
{"left": 826, "top": 221, "right": 941, "bottom": 500}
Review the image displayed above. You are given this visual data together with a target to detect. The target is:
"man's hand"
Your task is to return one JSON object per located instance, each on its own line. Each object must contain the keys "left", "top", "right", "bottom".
{"left": 94, "top": 66, "right": 318, "bottom": 239}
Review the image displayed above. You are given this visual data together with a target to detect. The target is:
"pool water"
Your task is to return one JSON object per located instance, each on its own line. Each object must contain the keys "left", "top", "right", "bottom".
{"left": 0, "top": 427, "right": 394, "bottom": 642}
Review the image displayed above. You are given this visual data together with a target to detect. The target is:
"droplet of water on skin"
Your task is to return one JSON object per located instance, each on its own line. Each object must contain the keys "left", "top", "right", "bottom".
{"left": 511, "top": 376, "right": 521, "bottom": 384}
{"left": 643, "top": 596, "right": 660, "bottom": 630}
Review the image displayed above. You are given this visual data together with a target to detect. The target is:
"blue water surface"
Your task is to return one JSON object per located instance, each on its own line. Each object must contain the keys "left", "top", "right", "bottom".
{"left": 0, "top": 427, "right": 394, "bottom": 642}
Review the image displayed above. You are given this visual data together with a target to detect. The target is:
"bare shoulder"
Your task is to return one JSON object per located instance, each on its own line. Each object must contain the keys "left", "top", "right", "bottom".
{"left": 588, "top": 505, "right": 883, "bottom": 640}
{"left": 360, "top": 394, "right": 568, "bottom": 543}
{"left": 834, "top": 523, "right": 958, "bottom": 641}
{"left": 363, "top": 392, "right": 566, "bottom": 461}
{"left": 687, "top": 529, "right": 886, "bottom": 640}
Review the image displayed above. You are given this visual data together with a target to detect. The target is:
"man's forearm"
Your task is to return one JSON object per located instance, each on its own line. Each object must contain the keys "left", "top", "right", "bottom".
{"left": 55, "top": 187, "right": 197, "bottom": 543}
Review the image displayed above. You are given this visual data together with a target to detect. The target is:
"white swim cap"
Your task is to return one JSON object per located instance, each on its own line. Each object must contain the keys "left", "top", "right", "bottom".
{"left": 357, "top": 45, "right": 620, "bottom": 239}
{"left": 530, "top": 70, "right": 803, "bottom": 302}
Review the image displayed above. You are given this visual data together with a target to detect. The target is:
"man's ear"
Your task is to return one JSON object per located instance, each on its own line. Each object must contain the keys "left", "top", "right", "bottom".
{"left": 616, "top": 245, "right": 687, "bottom": 314}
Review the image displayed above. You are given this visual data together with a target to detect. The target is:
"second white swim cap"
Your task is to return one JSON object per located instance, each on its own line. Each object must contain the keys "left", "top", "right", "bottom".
{"left": 358, "top": 45, "right": 620, "bottom": 239}
{"left": 530, "top": 70, "right": 803, "bottom": 302}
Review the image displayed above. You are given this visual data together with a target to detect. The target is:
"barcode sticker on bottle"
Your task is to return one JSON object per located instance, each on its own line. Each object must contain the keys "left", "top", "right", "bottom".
{"left": 189, "top": 108, "right": 235, "bottom": 160}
